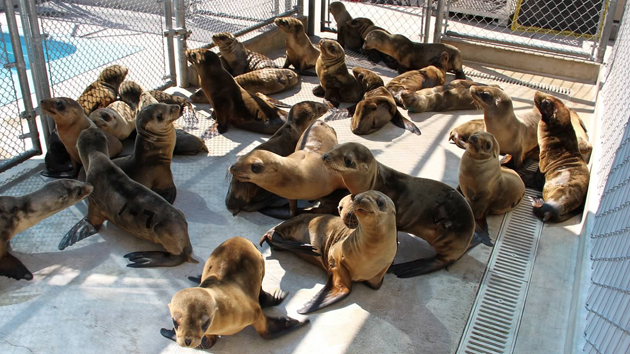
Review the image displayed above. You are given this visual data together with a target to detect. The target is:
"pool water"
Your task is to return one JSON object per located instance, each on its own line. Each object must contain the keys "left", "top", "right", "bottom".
{"left": 3, "top": 32, "right": 77, "bottom": 70}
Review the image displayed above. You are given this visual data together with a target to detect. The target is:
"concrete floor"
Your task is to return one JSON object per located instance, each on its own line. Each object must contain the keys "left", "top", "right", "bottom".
{"left": 0, "top": 43, "right": 597, "bottom": 354}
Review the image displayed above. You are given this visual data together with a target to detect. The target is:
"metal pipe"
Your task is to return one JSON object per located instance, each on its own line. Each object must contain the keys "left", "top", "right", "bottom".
{"left": 423, "top": 0, "right": 432, "bottom": 43}
{"left": 433, "top": 0, "right": 444, "bottom": 43}
{"left": 595, "top": 0, "right": 618, "bottom": 62}
{"left": 0, "top": 149, "right": 41, "bottom": 174}
{"left": 19, "top": 0, "right": 54, "bottom": 146}
{"left": 174, "top": 0, "right": 189, "bottom": 87}
{"left": 4, "top": 0, "right": 42, "bottom": 156}
{"left": 163, "top": 0, "right": 177, "bottom": 84}
{"left": 297, "top": 0, "right": 304, "bottom": 16}
{"left": 308, "top": 0, "right": 315, "bottom": 35}
{"left": 320, "top": 0, "right": 328, "bottom": 32}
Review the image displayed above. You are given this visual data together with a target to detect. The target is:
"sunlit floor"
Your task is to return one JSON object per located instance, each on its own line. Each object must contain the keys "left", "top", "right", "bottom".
{"left": 0, "top": 46, "right": 597, "bottom": 354}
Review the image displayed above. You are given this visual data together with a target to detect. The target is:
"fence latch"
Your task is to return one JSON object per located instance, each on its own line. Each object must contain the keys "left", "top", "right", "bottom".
{"left": 20, "top": 110, "right": 36, "bottom": 120}
{"left": 164, "top": 28, "right": 191, "bottom": 39}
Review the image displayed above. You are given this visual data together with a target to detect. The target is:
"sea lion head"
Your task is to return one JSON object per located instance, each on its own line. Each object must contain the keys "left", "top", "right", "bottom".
{"left": 329, "top": 1, "right": 347, "bottom": 16}
{"left": 400, "top": 90, "right": 427, "bottom": 113}
{"left": 37, "top": 179, "right": 93, "bottom": 215}
{"left": 469, "top": 86, "right": 512, "bottom": 115}
{"left": 466, "top": 131, "right": 499, "bottom": 160}
{"left": 136, "top": 103, "right": 180, "bottom": 138}
{"left": 352, "top": 67, "right": 384, "bottom": 92}
{"left": 228, "top": 150, "right": 278, "bottom": 184}
{"left": 97, "top": 64, "right": 128, "bottom": 92}
{"left": 169, "top": 288, "right": 218, "bottom": 349}
{"left": 76, "top": 126, "right": 110, "bottom": 165}
{"left": 363, "top": 30, "right": 388, "bottom": 51}
{"left": 186, "top": 48, "right": 223, "bottom": 74}
{"left": 319, "top": 39, "right": 345, "bottom": 63}
{"left": 346, "top": 18, "right": 375, "bottom": 37}
{"left": 274, "top": 17, "right": 303, "bottom": 33}
{"left": 40, "top": 97, "right": 85, "bottom": 126}
{"left": 534, "top": 91, "right": 571, "bottom": 128}
{"left": 322, "top": 142, "right": 376, "bottom": 192}
{"left": 337, "top": 194, "right": 358, "bottom": 228}
{"left": 212, "top": 32, "right": 238, "bottom": 50}
{"left": 287, "top": 101, "right": 330, "bottom": 132}
{"left": 89, "top": 108, "right": 124, "bottom": 135}
{"left": 352, "top": 190, "right": 395, "bottom": 224}
{"left": 119, "top": 81, "right": 144, "bottom": 107}
{"left": 351, "top": 96, "right": 389, "bottom": 135}
{"left": 429, "top": 51, "right": 450, "bottom": 71}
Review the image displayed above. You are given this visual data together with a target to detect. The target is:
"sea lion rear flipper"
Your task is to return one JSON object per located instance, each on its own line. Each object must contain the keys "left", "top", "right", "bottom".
{"left": 391, "top": 110, "right": 421, "bottom": 135}
{"left": 345, "top": 103, "right": 358, "bottom": 116}
{"left": 258, "top": 315, "right": 310, "bottom": 339}
{"left": 260, "top": 231, "right": 319, "bottom": 256}
{"left": 256, "top": 93, "right": 291, "bottom": 108}
{"left": 40, "top": 170, "right": 77, "bottom": 179}
{"left": 259, "top": 288, "right": 288, "bottom": 308}
{"left": 124, "top": 251, "right": 188, "bottom": 268}
{"left": 388, "top": 257, "right": 451, "bottom": 278}
{"left": 187, "top": 275, "right": 202, "bottom": 285}
{"left": 153, "top": 187, "right": 177, "bottom": 205}
{"left": 258, "top": 205, "right": 292, "bottom": 220}
{"left": 473, "top": 217, "right": 494, "bottom": 247}
{"left": 298, "top": 265, "right": 352, "bottom": 314}
{"left": 58, "top": 217, "right": 98, "bottom": 250}
{"left": 312, "top": 85, "right": 325, "bottom": 97}
{"left": 174, "top": 129, "right": 209, "bottom": 156}
{"left": 519, "top": 168, "right": 545, "bottom": 191}
{"left": 0, "top": 252, "right": 33, "bottom": 280}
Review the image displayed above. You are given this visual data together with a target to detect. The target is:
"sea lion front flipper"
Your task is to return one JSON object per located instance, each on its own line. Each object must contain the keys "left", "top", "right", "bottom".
{"left": 153, "top": 187, "right": 177, "bottom": 205}
{"left": 259, "top": 288, "right": 288, "bottom": 308}
{"left": 312, "top": 85, "right": 325, "bottom": 97}
{"left": 473, "top": 217, "right": 494, "bottom": 247}
{"left": 260, "top": 231, "right": 318, "bottom": 256}
{"left": 160, "top": 328, "right": 177, "bottom": 342}
{"left": 255, "top": 93, "right": 292, "bottom": 108}
{"left": 257, "top": 315, "right": 310, "bottom": 339}
{"left": 388, "top": 257, "right": 451, "bottom": 278}
{"left": 298, "top": 265, "right": 352, "bottom": 314}
{"left": 187, "top": 275, "right": 202, "bottom": 285}
{"left": 198, "top": 335, "right": 218, "bottom": 349}
{"left": 58, "top": 217, "right": 98, "bottom": 250}
{"left": 362, "top": 266, "right": 388, "bottom": 290}
{"left": 282, "top": 56, "right": 292, "bottom": 69}
{"left": 0, "top": 252, "right": 33, "bottom": 280}
{"left": 324, "top": 90, "right": 341, "bottom": 108}
{"left": 258, "top": 205, "right": 292, "bottom": 220}
{"left": 124, "top": 251, "right": 188, "bottom": 268}
{"left": 299, "top": 69, "right": 318, "bottom": 77}
{"left": 391, "top": 110, "right": 421, "bottom": 135}
{"left": 40, "top": 170, "right": 78, "bottom": 179}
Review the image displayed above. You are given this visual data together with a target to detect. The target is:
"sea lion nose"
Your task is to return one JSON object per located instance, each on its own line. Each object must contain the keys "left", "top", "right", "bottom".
{"left": 470, "top": 135, "right": 478, "bottom": 142}
{"left": 185, "top": 338, "right": 192, "bottom": 346}
{"left": 355, "top": 195, "right": 363, "bottom": 204}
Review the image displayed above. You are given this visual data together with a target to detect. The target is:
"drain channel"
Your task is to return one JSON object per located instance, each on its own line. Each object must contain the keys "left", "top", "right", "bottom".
{"left": 464, "top": 70, "right": 573, "bottom": 96}
{"left": 456, "top": 188, "right": 544, "bottom": 354}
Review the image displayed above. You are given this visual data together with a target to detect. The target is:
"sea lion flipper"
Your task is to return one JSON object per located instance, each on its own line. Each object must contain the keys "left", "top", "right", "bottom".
{"left": 298, "top": 266, "right": 352, "bottom": 314}
{"left": 58, "top": 217, "right": 98, "bottom": 250}
{"left": 255, "top": 93, "right": 292, "bottom": 108}
{"left": 259, "top": 288, "right": 288, "bottom": 308}
{"left": 258, "top": 315, "right": 310, "bottom": 339}
{"left": 260, "top": 231, "right": 318, "bottom": 256}
{"left": 40, "top": 170, "right": 77, "bottom": 179}
{"left": 124, "top": 251, "right": 188, "bottom": 268}
{"left": 299, "top": 69, "right": 318, "bottom": 77}
{"left": 160, "top": 328, "right": 177, "bottom": 342}
{"left": 499, "top": 154, "right": 513, "bottom": 165}
{"left": 473, "top": 217, "right": 494, "bottom": 247}
{"left": 450, "top": 133, "right": 468, "bottom": 150}
{"left": 388, "top": 258, "right": 450, "bottom": 278}
{"left": 0, "top": 252, "right": 33, "bottom": 280}
{"left": 312, "top": 85, "right": 325, "bottom": 97}
{"left": 391, "top": 110, "right": 421, "bottom": 135}
{"left": 258, "top": 205, "right": 293, "bottom": 220}
{"left": 187, "top": 275, "right": 202, "bottom": 285}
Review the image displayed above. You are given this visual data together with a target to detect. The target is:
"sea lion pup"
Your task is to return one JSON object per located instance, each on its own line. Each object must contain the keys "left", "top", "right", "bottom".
{"left": 229, "top": 120, "right": 346, "bottom": 217}
{"left": 385, "top": 52, "right": 449, "bottom": 106}
{"left": 89, "top": 101, "right": 135, "bottom": 140}
{"left": 570, "top": 108, "right": 593, "bottom": 163}
{"left": 401, "top": 79, "right": 485, "bottom": 113}
{"left": 149, "top": 89, "right": 198, "bottom": 126}
{"left": 260, "top": 190, "right": 397, "bottom": 313}
{"left": 363, "top": 30, "right": 466, "bottom": 78}
{"left": 58, "top": 127, "right": 195, "bottom": 267}
{"left": 459, "top": 132, "right": 525, "bottom": 239}
{"left": 322, "top": 142, "right": 479, "bottom": 278}
{"left": 225, "top": 101, "right": 330, "bottom": 215}
{"left": 77, "top": 64, "right": 129, "bottom": 115}
{"left": 470, "top": 85, "right": 540, "bottom": 170}
{"left": 119, "top": 80, "right": 158, "bottom": 116}
{"left": 274, "top": 17, "right": 320, "bottom": 75}
{"left": 329, "top": 1, "right": 363, "bottom": 51}
{"left": 0, "top": 180, "right": 93, "bottom": 280}
{"left": 40, "top": 97, "right": 123, "bottom": 177}
{"left": 186, "top": 48, "right": 287, "bottom": 135}
{"left": 314, "top": 39, "right": 364, "bottom": 107}
{"left": 44, "top": 131, "right": 73, "bottom": 174}
{"left": 449, "top": 118, "right": 485, "bottom": 149}
{"left": 160, "top": 237, "right": 308, "bottom": 349}
{"left": 345, "top": 18, "right": 399, "bottom": 69}
{"left": 352, "top": 67, "right": 384, "bottom": 92}
{"left": 212, "top": 32, "right": 279, "bottom": 76}
{"left": 350, "top": 86, "right": 421, "bottom": 135}
{"left": 531, "top": 92, "right": 590, "bottom": 222}
{"left": 113, "top": 103, "right": 180, "bottom": 204}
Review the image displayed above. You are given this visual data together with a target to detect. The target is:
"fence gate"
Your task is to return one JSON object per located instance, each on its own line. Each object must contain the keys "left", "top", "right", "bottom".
{"left": 441, "top": 0, "right": 614, "bottom": 62}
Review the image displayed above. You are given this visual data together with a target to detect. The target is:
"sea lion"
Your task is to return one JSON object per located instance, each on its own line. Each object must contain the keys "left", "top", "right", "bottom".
{"left": 260, "top": 190, "right": 397, "bottom": 313}
{"left": 89, "top": 101, "right": 135, "bottom": 140}
{"left": 174, "top": 130, "right": 209, "bottom": 156}
{"left": 119, "top": 80, "right": 158, "bottom": 116}
{"left": 449, "top": 118, "right": 485, "bottom": 149}
{"left": 328, "top": 1, "right": 363, "bottom": 51}
{"left": 569, "top": 108, "right": 592, "bottom": 163}
{"left": 113, "top": 103, "right": 180, "bottom": 204}
{"left": 470, "top": 86, "right": 540, "bottom": 170}
{"left": 363, "top": 30, "right": 466, "bottom": 78}
{"left": 149, "top": 89, "right": 198, "bottom": 126}
{"left": 274, "top": 17, "right": 320, "bottom": 75}
{"left": 212, "top": 32, "right": 279, "bottom": 76}
{"left": 314, "top": 39, "right": 364, "bottom": 107}
{"left": 58, "top": 127, "right": 195, "bottom": 267}
{"left": 225, "top": 101, "right": 330, "bottom": 215}
{"left": 0, "top": 179, "right": 93, "bottom": 280}
{"left": 458, "top": 131, "right": 525, "bottom": 239}
{"left": 385, "top": 52, "right": 449, "bottom": 105}
{"left": 44, "top": 131, "right": 73, "bottom": 174}
{"left": 345, "top": 17, "right": 398, "bottom": 69}
{"left": 322, "top": 142, "right": 479, "bottom": 278}
{"left": 531, "top": 92, "right": 590, "bottom": 222}
{"left": 77, "top": 64, "right": 128, "bottom": 115}
{"left": 160, "top": 237, "right": 308, "bottom": 349}
{"left": 401, "top": 79, "right": 484, "bottom": 113}
{"left": 349, "top": 87, "right": 421, "bottom": 135}
{"left": 40, "top": 97, "right": 123, "bottom": 177}
{"left": 186, "top": 48, "right": 287, "bottom": 135}
{"left": 229, "top": 120, "right": 346, "bottom": 217}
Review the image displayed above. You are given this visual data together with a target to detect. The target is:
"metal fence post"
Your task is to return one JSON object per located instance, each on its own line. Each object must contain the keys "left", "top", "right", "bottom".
{"left": 595, "top": 0, "right": 619, "bottom": 62}
{"left": 174, "top": 0, "right": 189, "bottom": 88}
{"left": 163, "top": 0, "right": 177, "bottom": 87}
{"left": 308, "top": 0, "right": 315, "bottom": 35}
{"left": 433, "top": 0, "right": 444, "bottom": 43}
{"left": 19, "top": 0, "right": 54, "bottom": 146}
{"left": 297, "top": 0, "right": 304, "bottom": 16}
{"left": 424, "top": 0, "right": 433, "bottom": 43}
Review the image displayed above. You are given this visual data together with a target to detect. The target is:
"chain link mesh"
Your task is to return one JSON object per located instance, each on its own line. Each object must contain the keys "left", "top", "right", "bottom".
{"left": 584, "top": 2, "right": 630, "bottom": 353}
{"left": 444, "top": 0, "right": 609, "bottom": 59}
{"left": 0, "top": 23, "right": 28, "bottom": 164}
{"left": 323, "top": 0, "right": 427, "bottom": 43}
{"left": 31, "top": 0, "right": 168, "bottom": 100}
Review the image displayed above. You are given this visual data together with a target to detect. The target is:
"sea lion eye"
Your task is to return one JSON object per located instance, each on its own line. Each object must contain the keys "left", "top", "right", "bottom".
{"left": 102, "top": 113, "right": 111, "bottom": 122}
{"left": 55, "top": 101, "right": 65, "bottom": 111}
{"left": 377, "top": 199, "right": 384, "bottom": 208}
{"left": 481, "top": 92, "right": 491, "bottom": 100}
{"left": 157, "top": 113, "right": 163, "bottom": 121}
{"left": 542, "top": 99, "right": 551, "bottom": 108}
{"left": 201, "top": 319, "right": 210, "bottom": 331}
{"left": 344, "top": 157, "right": 353, "bottom": 168}
{"left": 251, "top": 163, "right": 263, "bottom": 173}
{"left": 485, "top": 142, "right": 491, "bottom": 150}
{"left": 172, "top": 319, "right": 179, "bottom": 330}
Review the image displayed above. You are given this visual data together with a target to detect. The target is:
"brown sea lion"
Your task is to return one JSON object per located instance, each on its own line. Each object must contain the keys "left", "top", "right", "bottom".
{"left": 40, "top": 97, "right": 123, "bottom": 177}
{"left": 345, "top": 17, "right": 398, "bottom": 69}
{"left": 449, "top": 118, "right": 485, "bottom": 149}
{"left": 314, "top": 39, "right": 364, "bottom": 108}
{"left": 77, "top": 64, "right": 128, "bottom": 116}
{"left": 89, "top": 101, "right": 135, "bottom": 140}
{"left": 459, "top": 131, "right": 525, "bottom": 239}
{"left": 174, "top": 130, "right": 209, "bottom": 156}
{"left": 160, "top": 237, "right": 308, "bottom": 349}
{"left": 58, "top": 127, "right": 195, "bottom": 267}
{"left": 113, "top": 103, "right": 180, "bottom": 204}
{"left": 386, "top": 52, "right": 449, "bottom": 105}
{"left": 363, "top": 31, "right": 466, "bottom": 78}
{"left": 569, "top": 108, "right": 592, "bottom": 163}
{"left": 149, "top": 89, "right": 198, "bottom": 126}
{"left": 229, "top": 120, "right": 345, "bottom": 217}
{"left": 329, "top": 1, "right": 363, "bottom": 51}
{"left": 322, "top": 142, "right": 480, "bottom": 278}
{"left": 225, "top": 101, "right": 330, "bottom": 215}
{"left": 401, "top": 79, "right": 485, "bottom": 113}
{"left": 352, "top": 67, "right": 384, "bottom": 92}
{"left": 531, "top": 92, "right": 590, "bottom": 222}
{"left": 119, "top": 81, "right": 158, "bottom": 116}
{"left": 212, "top": 32, "right": 279, "bottom": 76}
{"left": 0, "top": 179, "right": 93, "bottom": 280}
{"left": 274, "top": 17, "right": 320, "bottom": 75}
{"left": 186, "top": 49, "right": 287, "bottom": 135}
{"left": 470, "top": 86, "right": 540, "bottom": 170}
{"left": 260, "top": 190, "right": 397, "bottom": 313}
{"left": 349, "top": 87, "right": 421, "bottom": 135}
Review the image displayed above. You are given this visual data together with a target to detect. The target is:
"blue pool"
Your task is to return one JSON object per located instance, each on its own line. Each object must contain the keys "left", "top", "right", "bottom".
{"left": 3, "top": 32, "right": 77, "bottom": 70}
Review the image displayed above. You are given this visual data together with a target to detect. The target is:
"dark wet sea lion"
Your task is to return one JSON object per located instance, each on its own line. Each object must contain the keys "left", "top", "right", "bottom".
{"left": 275, "top": 17, "right": 320, "bottom": 75}
{"left": 329, "top": 1, "right": 363, "bottom": 51}
{"left": 314, "top": 39, "right": 364, "bottom": 108}
{"left": 345, "top": 17, "right": 398, "bottom": 69}
{"left": 212, "top": 32, "right": 279, "bottom": 76}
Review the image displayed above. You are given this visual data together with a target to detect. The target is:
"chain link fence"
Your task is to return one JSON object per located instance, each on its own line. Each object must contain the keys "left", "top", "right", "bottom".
{"left": 583, "top": 1, "right": 630, "bottom": 353}
{"left": 443, "top": 0, "right": 611, "bottom": 61}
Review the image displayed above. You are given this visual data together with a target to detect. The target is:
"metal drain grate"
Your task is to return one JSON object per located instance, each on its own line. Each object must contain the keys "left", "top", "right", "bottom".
{"left": 456, "top": 188, "right": 544, "bottom": 354}
{"left": 464, "top": 70, "right": 573, "bottom": 96}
